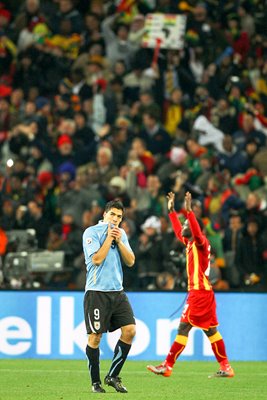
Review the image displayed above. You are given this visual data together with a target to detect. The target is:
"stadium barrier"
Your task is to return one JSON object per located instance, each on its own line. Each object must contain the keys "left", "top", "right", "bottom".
{"left": 0, "top": 291, "right": 266, "bottom": 361}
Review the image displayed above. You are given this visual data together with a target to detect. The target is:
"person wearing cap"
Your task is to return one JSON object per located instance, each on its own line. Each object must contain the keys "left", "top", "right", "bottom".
{"left": 136, "top": 215, "right": 163, "bottom": 289}
{"left": 57, "top": 133, "right": 73, "bottom": 150}
{"left": 53, "top": 128, "right": 94, "bottom": 170}
{"left": 83, "top": 199, "right": 135, "bottom": 393}
{"left": 106, "top": 176, "right": 128, "bottom": 201}
{"left": 35, "top": 96, "right": 50, "bottom": 111}
{"left": 51, "top": 134, "right": 76, "bottom": 172}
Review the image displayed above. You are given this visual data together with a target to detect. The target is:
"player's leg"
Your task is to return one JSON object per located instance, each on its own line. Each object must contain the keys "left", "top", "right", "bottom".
{"left": 87, "top": 333, "right": 106, "bottom": 392}
{"left": 147, "top": 322, "right": 192, "bottom": 377}
{"left": 84, "top": 291, "right": 107, "bottom": 393}
{"left": 105, "top": 323, "right": 136, "bottom": 393}
{"left": 204, "top": 327, "right": 234, "bottom": 378}
{"left": 105, "top": 292, "right": 136, "bottom": 392}
{"left": 106, "top": 323, "right": 136, "bottom": 378}
{"left": 165, "top": 322, "right": 192, "bottom": 366}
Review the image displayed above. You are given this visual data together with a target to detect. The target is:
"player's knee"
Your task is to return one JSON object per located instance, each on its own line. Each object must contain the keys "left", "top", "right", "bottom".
{"left": 178, "top": 322, "right": 191, "bottom": 336}
{"left": 88, "top": 333, "right": 102, "bottom": 347}
{"left": 205, "top": 327, "right": 217, "bottom": 337}
{"left": 122, "top": 324, "right": 136, "bottom": 342}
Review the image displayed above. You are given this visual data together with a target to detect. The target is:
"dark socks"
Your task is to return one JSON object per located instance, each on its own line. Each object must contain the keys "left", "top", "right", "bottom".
{"left": 107, "top": 339, "right": 131, "bottom": 377}
{"left": 86, "top": 345, "right": 100, "bottom": 384}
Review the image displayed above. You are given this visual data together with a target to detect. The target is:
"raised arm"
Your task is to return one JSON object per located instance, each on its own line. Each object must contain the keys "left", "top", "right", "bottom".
{"left": 167, "top": 192, "right": 184, "bottom": 244}
{"left": 101, "top": 14, "right": 117, "bottom": 44}
{"left": 184, "top": 192, "right": 205, "bottom": 246}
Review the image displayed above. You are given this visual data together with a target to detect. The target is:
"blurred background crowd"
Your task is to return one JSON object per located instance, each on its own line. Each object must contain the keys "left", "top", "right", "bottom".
{"left": 0, "top": 0, "right": 267, "bottom": 292}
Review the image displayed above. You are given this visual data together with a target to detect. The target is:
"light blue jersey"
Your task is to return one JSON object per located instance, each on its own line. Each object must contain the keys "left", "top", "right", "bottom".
{"left": 83, "top": 221, "right": 133, "bottom": 292}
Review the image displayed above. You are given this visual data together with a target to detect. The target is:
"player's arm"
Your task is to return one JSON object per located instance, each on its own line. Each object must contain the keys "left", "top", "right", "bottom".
{"left": 167, "top": 191, "right": 184, "bottom": 243}
{"left": 92, "top": 224, "right": 115, "bottom": 266}
{"left": 185, "top": 192, "right": 205, "bottom": 246}
{"left": 117, "top": 240, "right": 135, "bottom": 267}
{"left": 187, "top": 211, "right": 205, "bottom": 246}
{"left": 113, "top": 228, "right": 135, "bottom": 267}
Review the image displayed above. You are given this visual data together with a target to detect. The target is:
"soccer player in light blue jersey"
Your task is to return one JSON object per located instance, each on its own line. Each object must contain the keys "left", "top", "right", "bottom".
{"left": 83, "top": 199, "right": 136, "bottom": 393}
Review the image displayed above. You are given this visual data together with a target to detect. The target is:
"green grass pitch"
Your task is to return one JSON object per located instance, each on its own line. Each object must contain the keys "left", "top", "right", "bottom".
{"left": 0, "top": 360, "right": 267, "bottom": 400}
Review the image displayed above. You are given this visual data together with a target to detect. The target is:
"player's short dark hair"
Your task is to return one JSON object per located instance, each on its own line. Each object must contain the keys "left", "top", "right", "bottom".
{"left": 105, "top": 199, "right": 124, "bottom": 214}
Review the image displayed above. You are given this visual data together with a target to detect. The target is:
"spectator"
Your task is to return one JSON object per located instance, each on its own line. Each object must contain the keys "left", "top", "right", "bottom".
{"left": 237, "top": 3, "right": 255, "bottom": 38}
{"left": 25, "top": 200, "right": 50, "bottom": 248}
{"left": 252, "top": 146, "right": 267, "bottom": 177}
{"left": 37, "top": 171, "right": 58, "bottom": 225}
{"left": 101, "top": 13, "right": 136, "bottom": 68}
{"left": 0, "top": 200, "right": 16, "bottom": 230}
{"left": 49, "top": 210, "right": 82, "bottom": 268}
{"left": 140, "top": 109, "right": 172, "bottom": 158}
{"left": 130, "top": 137, "right": 155, "bottom": 175}
{"left": 95, "top": 145, "right": 119, "bottom": 186}
{"left": 127, "top": 173, "right": 168, "bottom": 223}
{"left": 124, "top": 60, "right": 157, "bottom": 104}
{"left": 241, "top": 191, "right": 267, "bottom": 229}
{"left": 217, "top": 134, "right": 249, "bottom": 176}
{"left": 185, "top": 137, "right": 207, "bottom": 183}
{"left": 27, "top": 142, "right": 53, "bottom": 175}
{"left": 104, "top": 175, "right": 130, "bottom": 206}
{"left": 223, "top": 212, "right": 244, "bottom": 288}
{"left": 109, "top": 123, "right": 131, "bottom": 168}
{"left": 80, "top": 12, "right": 103, "bottom": 54}
{"left": 233, "top": 112, "right": 266, "bottom": 151}
{"left": 164, "top": 88, "right": 184, "bottom": 136}
{"left": 12, "top": 0, "right": 46, "bottom": 41}
{"left": 235, "top": 218, "right": 267, "bottom": 290}
{"left": 136, "top": 215, "right": 163, "bottom": 289}
{"left": 209, "top": 252, "right": 230, "bottom": 291}
{"left": 49, "top": 0, "right": 83, "bottom": 34}
{"left": 157, "top": 146, "right": 188, "bottom": 191}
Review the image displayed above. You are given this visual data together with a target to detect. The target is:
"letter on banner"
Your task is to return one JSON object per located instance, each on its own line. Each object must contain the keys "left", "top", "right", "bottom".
{"left": 59, "top": 296, "right": 86, "bottom": 354}
{"left": 36, "top": 296, "right": 52, "bottom": 355}
{"left": 0, "top": 317, "right": 32, "bottom": 355}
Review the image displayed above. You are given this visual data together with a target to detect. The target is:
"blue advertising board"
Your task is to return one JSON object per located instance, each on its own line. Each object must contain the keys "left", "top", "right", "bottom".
{"left": 0, "top": 291, "right": 266, "bottom": 361}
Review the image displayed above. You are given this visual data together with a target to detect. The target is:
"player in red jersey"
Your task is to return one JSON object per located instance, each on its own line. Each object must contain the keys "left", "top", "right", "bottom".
{"left": 147, "top": 191, "right": 234, "bottom": 378}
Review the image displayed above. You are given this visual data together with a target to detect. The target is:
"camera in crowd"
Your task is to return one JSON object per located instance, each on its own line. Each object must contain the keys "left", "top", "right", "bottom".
{"left": 162, "top": 248, "right": 187, "bottom": 290}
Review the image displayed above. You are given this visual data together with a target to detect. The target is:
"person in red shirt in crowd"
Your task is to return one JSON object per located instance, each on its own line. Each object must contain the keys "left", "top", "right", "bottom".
{"left": 147, "top": 191, "right": 234, "bottom": 379}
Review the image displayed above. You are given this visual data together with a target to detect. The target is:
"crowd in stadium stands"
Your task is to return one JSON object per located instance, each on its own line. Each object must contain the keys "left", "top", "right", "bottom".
{"left": 0, "top": 0, "right": 267, "bottom": 291}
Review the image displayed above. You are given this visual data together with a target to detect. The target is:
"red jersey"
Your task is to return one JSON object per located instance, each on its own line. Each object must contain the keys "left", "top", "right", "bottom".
{"left": 169, "top": 211, "right": 212, "bottom": 292}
